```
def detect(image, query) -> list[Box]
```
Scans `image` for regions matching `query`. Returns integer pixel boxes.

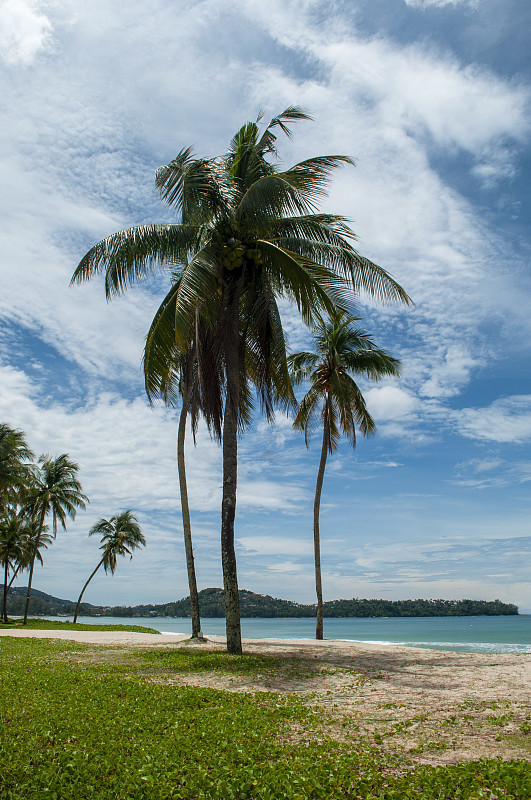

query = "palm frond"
[171,245,221,349]
[281,155,356,199]
[143,283,183,407]
[293,384,324,447]
[255,106,312,159]
[156,150,234,223]
[71,224,197,298]
[340,251,413,306]
[259,242,353,323]
[287,351,319,385]
[272,213,359,245]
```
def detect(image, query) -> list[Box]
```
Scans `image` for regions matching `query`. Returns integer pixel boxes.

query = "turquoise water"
[67,614,531,654]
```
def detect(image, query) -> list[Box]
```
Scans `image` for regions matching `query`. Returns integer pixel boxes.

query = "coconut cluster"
[222,238,262,271]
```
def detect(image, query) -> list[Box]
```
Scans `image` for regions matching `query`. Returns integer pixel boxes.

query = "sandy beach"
[2,628,530,765]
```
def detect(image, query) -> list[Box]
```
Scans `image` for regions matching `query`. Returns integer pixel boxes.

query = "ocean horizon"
[40,614,531,655]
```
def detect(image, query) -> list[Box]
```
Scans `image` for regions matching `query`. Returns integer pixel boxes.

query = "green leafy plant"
[2,638,531,799]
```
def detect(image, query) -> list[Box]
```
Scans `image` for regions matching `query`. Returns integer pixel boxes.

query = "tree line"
[0,424,146,624]
[2,586,517,619]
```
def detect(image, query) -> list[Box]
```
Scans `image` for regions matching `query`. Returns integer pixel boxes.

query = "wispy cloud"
[403,0,478,9]
[1,0,530,609]
[456,396,531,443]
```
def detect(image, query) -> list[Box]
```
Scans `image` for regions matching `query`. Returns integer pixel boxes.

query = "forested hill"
[122,589,517,618]
[4,586,518,617]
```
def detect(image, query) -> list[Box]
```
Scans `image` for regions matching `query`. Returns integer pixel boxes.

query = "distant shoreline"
[4,586,519,619]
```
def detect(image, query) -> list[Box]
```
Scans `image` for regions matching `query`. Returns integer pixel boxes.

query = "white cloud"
[0,0,52,65]
[364,385,420,421]
[457,396,531,443]
[267,561,305,573]
[238,536,313,556]
[457,457,504,474]
[419,345,480,398]
[1,0,530,609]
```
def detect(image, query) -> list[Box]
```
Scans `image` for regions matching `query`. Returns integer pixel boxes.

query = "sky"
[1,0,530,612]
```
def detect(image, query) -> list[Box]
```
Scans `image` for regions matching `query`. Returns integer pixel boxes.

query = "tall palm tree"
[144,299,225,640]
[73,511,145,623]
[71,108,411,653]
[288,313,401,639]
[22,454,88,624]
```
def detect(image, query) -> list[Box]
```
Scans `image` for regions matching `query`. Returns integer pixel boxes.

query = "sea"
[60,614,531,654]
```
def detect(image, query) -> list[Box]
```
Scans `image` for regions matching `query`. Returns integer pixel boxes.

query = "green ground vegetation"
[1,638,530,799]
[0,617,159,634]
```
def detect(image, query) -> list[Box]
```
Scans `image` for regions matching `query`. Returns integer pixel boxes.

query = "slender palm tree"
[144,301,224,640]
[73,511,145,623]
[288,313,401,639]
[22,454,88,624]
[71,108,411,653]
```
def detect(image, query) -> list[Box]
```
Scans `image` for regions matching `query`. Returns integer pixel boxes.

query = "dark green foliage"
[1,638,530,799]
[2,586,97,616]
[3,585,518,618]
[323,597,519,618]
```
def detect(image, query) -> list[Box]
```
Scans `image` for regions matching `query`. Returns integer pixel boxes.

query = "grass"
[0,617,160,634]
[1,638,530,799]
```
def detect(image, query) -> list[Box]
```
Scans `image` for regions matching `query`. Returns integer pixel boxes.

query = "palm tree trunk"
[73,559,104,623]
[314,412,329,640]
[177,394,202,639]
[221,293,242,655]
[23,508,46,625]
[8,563,20,590]
[3,560,9,622]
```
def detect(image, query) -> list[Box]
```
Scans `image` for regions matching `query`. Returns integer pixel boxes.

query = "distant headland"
[4,586,518,618]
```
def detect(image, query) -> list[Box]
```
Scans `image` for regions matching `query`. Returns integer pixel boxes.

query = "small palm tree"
[73,511,145,623]
[289,314,401,639]
[22,454,88,624]
[0,513,52,622]
[0,512,30,622]
[0,423,34,514]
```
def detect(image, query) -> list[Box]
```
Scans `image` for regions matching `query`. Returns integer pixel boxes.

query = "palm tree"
[0,513,52,622]
[0,512,30,622]
[288,313,401,639]
[71,108,411,653]
[144,301,225,640]
[22,454,88,624]
[0,423,34,514]
[73,511,145,623]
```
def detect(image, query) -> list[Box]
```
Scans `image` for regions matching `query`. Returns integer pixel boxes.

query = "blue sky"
[1,0,530,611]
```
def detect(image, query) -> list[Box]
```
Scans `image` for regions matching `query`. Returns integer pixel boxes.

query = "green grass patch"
[137,647,315,681]
[1,638,530,799]
[0,617,159,634]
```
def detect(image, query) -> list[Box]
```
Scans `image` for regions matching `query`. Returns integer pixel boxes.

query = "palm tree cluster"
[0,424,146,624]
[72,107,410,653]
[0,425,88,623]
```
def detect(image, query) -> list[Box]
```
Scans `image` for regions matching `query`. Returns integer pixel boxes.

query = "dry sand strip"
[1,628,531,703]
[0,629,190,645]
